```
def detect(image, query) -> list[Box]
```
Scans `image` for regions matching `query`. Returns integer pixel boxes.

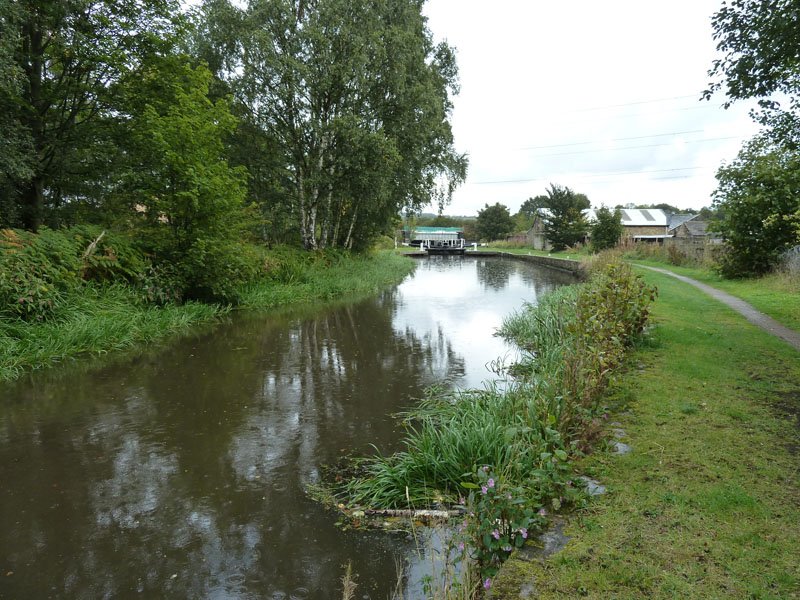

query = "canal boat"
[407,226,468,255]
[423,239,467,255]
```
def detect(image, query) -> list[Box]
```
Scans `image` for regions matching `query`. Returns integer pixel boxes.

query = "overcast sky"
[421,0,761,216]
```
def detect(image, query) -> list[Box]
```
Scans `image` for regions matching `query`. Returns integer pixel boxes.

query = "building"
[403,226,463,248]
[527,208,700,251]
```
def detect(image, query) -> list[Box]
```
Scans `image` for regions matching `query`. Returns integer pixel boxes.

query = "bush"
[0,226,147,320]
[590,206,624,252]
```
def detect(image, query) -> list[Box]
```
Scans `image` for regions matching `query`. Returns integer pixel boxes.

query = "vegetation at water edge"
[341,257,656,587]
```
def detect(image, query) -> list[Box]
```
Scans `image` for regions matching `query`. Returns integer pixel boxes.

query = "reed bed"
[0,285,221,380]
[346,258,655,509]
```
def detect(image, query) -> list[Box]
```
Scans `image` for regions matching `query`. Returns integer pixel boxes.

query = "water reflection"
[0,257,574,599]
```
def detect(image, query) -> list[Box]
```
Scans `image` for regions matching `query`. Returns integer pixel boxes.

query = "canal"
[0,255,575,599]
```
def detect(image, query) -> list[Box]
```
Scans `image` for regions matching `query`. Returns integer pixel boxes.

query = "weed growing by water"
[343,258,656,584]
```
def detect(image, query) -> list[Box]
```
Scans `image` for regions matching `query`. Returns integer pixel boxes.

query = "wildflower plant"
[458,467,540,583]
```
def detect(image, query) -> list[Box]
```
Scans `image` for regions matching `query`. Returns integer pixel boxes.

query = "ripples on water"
[0,256,574,599]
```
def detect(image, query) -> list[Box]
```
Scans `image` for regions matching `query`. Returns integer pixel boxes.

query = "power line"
[467,137,742,183]
[542,102,727,129]
[515,129,706,151]
[566,94,702,113]
[472,166,713,186]
[527,135,740,159]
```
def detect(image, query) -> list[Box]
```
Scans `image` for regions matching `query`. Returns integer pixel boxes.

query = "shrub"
[0,226,148,320]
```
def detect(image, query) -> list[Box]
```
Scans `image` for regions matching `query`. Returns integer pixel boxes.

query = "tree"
[234,0,466,250]
[519,195,548,218]
[0,0,35,226]
[705,0,800,276]
[711,135,800,276]
[635,203,681,214]
[706,0,800,114]
[2,0,183,231]
[541,184,590,250]
[705,0,800,150]
[590,206,625,252]
[475,203,514,242]
[118,56,254,301]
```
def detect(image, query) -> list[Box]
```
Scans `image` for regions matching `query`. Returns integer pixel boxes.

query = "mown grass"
[627,259,800,333]
[458,242,800,334]
[0,251,416,382]
[491,268,800,600]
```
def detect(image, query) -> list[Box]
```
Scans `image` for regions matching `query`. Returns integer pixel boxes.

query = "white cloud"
[423,0,762,214]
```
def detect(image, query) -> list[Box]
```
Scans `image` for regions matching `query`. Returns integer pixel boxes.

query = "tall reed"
[345,257,655,508]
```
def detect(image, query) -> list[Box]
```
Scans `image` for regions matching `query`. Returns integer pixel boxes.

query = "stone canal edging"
[401,251,589,279]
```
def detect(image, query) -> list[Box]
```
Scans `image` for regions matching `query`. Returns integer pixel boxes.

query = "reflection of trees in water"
[513,260,579,299]
[475,257,514,290]
[0,289,464,599]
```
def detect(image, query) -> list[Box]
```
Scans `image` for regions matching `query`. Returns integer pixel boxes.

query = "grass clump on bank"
[1,226,415,381]
[490,267,800,599]
[342,258,656,586]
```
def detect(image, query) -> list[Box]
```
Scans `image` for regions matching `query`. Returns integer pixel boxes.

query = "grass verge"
[0,251,416,382]
[491,267,800,599]
[627,259,800,333]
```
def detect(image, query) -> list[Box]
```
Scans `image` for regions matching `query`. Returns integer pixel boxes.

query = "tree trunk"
[297,167,317,250]
[343,200,360,249]
[20,176,44,232]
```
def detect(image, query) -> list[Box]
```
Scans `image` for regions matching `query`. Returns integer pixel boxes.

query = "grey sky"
[422,0,761,215]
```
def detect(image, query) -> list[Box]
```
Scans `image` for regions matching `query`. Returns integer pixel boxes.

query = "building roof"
[404,226,462,233]
[668,213,698,231]
[584,208,668,226]
[682,220,710,236]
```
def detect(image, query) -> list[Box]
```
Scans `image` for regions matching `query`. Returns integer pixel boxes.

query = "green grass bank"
[491,267,800,599]
[0,248,415,382]
[468,243,800,334]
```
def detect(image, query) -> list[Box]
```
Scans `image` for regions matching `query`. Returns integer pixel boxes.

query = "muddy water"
[0,256,574,599]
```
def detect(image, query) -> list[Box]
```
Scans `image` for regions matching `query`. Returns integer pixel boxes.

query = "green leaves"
[476,203,515,242]
[541,184,591,250]
[713,135,800,276]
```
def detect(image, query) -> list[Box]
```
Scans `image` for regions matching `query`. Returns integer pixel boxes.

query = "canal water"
[0,256,574,599]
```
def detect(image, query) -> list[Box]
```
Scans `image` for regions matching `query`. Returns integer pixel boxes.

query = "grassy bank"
[0,249,415,382]
[451,241,799,334]
[338,259,655,589]
[628,259,800,333]
[491,268,800,599]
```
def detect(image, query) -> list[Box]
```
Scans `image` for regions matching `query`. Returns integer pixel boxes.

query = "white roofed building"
[528,208,699,250]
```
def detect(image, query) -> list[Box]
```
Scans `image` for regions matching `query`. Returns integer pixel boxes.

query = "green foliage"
[0,226,147,321]
[2,0,185,231]
[458,468,540,584]
[634,203,681,214]
[235,0,466,250]
[119,56,256,301]
[519,195,549,218]
[706,0,800,108]
[711,136,800,276]
[342,258,656,587]
[347,259,655,508]
[590,206,625,252]
[476,203,515,241]
[541,184,591,250]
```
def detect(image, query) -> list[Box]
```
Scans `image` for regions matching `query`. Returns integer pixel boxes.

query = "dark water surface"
[0,256,574,599]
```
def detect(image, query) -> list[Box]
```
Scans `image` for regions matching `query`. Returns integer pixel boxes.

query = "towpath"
[637,264,800,353]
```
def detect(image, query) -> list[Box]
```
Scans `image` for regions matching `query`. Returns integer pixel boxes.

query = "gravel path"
[638,265,800,353]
